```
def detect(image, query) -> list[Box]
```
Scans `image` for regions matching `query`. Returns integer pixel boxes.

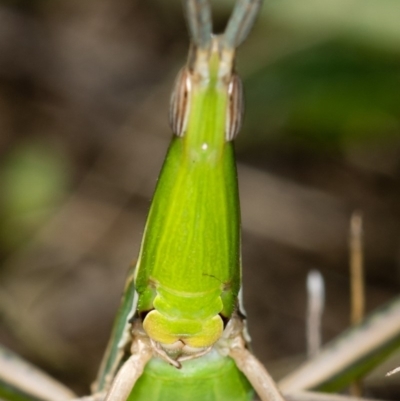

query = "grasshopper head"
[169,0,262,142]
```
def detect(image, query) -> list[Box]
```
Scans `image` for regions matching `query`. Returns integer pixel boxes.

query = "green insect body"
[135,52,241,350]
[128,349,252,401]
[123,36,252,401]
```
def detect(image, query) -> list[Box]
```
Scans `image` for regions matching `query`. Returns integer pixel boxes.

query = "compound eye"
[169,68,192,137]
[226,73,244,141]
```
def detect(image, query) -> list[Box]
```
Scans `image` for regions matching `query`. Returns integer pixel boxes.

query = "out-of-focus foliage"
[244,44,400,147]
[231,0,400,151]
[263,0,400,52]
[0,142,69,249]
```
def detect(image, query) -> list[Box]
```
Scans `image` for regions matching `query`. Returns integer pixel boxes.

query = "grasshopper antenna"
[183,0,213,49]
[224,0,263,48]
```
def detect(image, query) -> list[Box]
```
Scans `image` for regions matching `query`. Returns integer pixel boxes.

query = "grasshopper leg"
[104,336,152,401]
[225,316,285,401]
[229,342,286,401]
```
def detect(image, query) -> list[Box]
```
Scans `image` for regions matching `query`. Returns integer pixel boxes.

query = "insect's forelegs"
[229,340,286,401]
[222,315,286,401]
[103,334,152,401]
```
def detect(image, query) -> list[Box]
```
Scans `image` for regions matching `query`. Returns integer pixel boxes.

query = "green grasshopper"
[1,2,400,401]
[91,1,285,400]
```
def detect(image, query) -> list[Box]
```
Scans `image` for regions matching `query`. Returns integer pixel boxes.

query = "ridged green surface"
[127,350,253,401]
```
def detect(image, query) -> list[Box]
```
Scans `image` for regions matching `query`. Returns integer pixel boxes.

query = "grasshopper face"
[171,37,244,142]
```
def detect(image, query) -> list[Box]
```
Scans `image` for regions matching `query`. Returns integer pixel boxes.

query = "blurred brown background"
[0,0,400,398]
